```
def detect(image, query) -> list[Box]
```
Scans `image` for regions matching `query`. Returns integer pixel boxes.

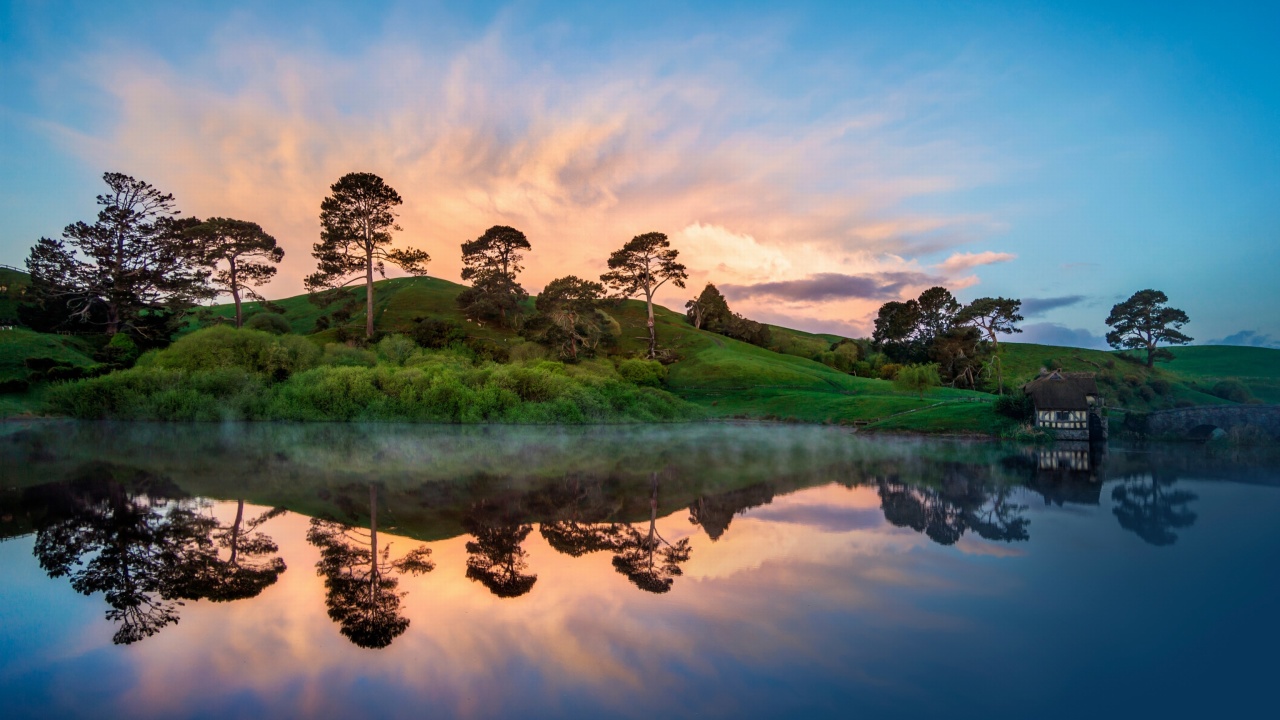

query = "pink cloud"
[936,251,1016,273]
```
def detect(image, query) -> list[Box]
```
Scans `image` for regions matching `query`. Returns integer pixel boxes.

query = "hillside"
[196,276,1000,431]
[4,270,1275,428]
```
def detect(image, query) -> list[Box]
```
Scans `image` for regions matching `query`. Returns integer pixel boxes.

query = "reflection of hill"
[688,483,775,541]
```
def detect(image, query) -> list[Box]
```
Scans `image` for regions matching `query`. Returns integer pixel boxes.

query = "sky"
[1,0,1277,347]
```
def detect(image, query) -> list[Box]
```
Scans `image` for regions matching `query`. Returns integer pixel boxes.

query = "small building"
[1022,370,1107,442]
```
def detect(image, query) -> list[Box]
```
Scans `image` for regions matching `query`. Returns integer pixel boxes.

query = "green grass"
[0,328,99,382]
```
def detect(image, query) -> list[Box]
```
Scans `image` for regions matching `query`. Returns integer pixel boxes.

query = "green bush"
[1209,379,1253,404]
[321,344,377,368]
[993,390,1034,421]
[617,358,668,387]
[376,334,418,366]
[892,363,941,399]
[95,333,139,366]
[245,312,292,334]
[508,342,549,363]
[878,363,903,381]
[151,326,319,378]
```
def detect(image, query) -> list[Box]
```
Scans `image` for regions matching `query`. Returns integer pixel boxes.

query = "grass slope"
[193,277,1000,431]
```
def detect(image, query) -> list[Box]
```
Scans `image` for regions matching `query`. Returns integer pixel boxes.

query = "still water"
[1,422,1278,719]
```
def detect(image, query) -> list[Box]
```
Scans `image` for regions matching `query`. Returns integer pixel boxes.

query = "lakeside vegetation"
[3,170,1275,434]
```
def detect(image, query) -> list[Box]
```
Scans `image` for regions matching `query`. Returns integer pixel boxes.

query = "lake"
[1,421,1278,719]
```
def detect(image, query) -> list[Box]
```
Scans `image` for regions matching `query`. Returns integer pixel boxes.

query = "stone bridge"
[1145,405,1280,440]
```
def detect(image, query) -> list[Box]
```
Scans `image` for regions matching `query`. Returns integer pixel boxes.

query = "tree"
[168,501,288,603]
[22,172,210,337]
[306,485,434,648]
[306,173,430,339]
[956,297,1023,394]
[930,326,983,389]
[1105,289,1192,367]
[916,286,961,347]
[456,225,531,326]
[871,299,923,362]
[186,218,285,328]
[685,283,731,332]
[600,232,688,358]
[893,363,941,400]
[532,276,607,360]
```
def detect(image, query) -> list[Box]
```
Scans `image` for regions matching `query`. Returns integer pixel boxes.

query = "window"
[1055,411,1071,422]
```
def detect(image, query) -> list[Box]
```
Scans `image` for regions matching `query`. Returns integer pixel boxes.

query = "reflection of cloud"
[746,504,884,532]
[936,251,1015,273]
[1205,330,1280,348]
[1021,295,1085,318]
[42,19,1004,334]
[1003,322,1108,349]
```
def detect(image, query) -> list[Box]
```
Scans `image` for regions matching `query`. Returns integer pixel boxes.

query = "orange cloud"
[48,23,1006,334]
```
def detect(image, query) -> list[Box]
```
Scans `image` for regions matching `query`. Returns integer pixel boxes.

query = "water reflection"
[1110,474,1199,546]
[22,462,286,644]
[307,485,434,648]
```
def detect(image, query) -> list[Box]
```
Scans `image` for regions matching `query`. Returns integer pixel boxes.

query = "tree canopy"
[1105,289,1192,367]
[186,218,284,328]
[22,172,210,338]
[456,225,531,326]
[956,297,1023,394]
[306,172,430,338]
[600,232,687,358]
[529,275,608,360]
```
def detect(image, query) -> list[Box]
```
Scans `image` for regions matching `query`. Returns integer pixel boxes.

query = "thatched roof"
[1023,371,1098,410]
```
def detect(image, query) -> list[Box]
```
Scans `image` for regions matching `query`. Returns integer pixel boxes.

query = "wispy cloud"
[1004,322,1108,349]
[1021,295,1086,318]
[722,271,947,303]
[35,16,1009,336]
[937,250,1014,273]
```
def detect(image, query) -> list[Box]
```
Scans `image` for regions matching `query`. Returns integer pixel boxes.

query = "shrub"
[878,363,903,381]
[410,317,467,349]
[851,361,874,378]
[0,378,29,394]
[1148,377,1172,395]
[376,334,418,366]
[151,326,320,378]
[95,333,139,366]
[994,390,1034,422]
[245,312,292,334]
[617,358,667,387]
[509,341,549,363]
[1209,379,1253,404]
[321,344,377,368]
[893,364,941,399]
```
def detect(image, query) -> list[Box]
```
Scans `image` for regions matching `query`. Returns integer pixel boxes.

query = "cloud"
[936,251,1015,273]
[1004,322,1108,349]
[1205,330,1280,348]
[36,15,1005,326]
[1020,295,1085,318]
[721,271,947,303]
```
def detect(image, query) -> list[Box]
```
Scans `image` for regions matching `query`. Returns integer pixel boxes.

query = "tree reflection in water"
[1110,473,1198,546]
[610,473,692,594]
[307,484,434,649]
[28,463,287,644]
[876,464,1030,546]
[688,483,774,542]
[463,499,538,598]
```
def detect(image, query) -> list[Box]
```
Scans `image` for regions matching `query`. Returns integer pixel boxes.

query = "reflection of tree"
[307,485,433,649]
[1111,475,1198,546]
[169,500,287,603]
[537,475,621,557]
[688,483,774,541]
[27,464,274,645]
[876,468,1030,546]
[611,474,692,594]
[464,521,538,598]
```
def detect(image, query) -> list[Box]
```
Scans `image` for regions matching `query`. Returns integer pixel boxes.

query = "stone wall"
[1145,406,1280,440]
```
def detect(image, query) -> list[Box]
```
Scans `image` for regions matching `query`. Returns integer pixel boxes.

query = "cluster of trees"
[684,283,771,347]
[871,287,1022,391]
[22,172,287,340]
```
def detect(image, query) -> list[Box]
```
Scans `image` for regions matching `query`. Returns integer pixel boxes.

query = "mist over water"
[1,422,1278,719]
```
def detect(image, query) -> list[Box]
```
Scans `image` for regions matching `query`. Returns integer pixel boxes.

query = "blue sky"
[2,0,1277,345]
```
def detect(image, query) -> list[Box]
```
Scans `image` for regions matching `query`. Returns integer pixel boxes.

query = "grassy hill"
[191,276,1002,432]
[5,268,1275,430]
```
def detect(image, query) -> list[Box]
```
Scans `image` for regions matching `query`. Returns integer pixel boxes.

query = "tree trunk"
[106,304,120,336]
[229,499,245,565]
[230,259,243,329]
[646,293,657,359]
[366,255,375,339]
[368,484,379,604]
